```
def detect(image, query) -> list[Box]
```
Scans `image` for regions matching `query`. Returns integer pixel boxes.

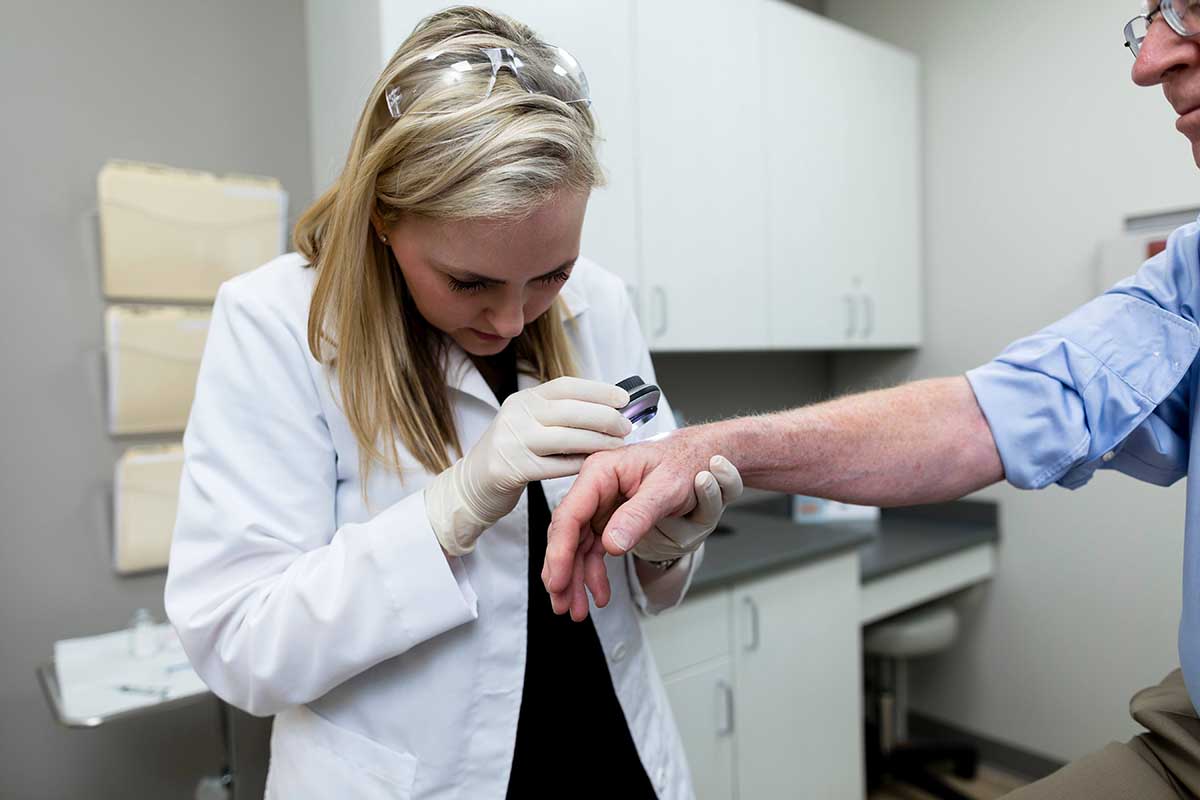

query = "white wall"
[305,0,381,192]
[826,0,1194,762]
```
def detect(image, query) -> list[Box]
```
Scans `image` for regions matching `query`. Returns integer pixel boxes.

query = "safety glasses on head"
[1125,0,1200,57]
[385,44,591,118]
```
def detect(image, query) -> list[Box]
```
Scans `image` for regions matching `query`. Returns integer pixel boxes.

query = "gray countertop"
[690,496,999,592]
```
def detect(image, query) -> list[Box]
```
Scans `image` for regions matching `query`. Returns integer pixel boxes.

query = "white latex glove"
[632,455,743,563]
[426,377,632,556]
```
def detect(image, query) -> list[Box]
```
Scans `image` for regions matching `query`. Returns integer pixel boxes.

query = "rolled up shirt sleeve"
[966,224,1200,491]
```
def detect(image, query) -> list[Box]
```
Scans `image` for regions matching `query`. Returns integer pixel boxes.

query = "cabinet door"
[634,0,770,351]
[377,1,641,290]
[642,590,735,799]
[660,659,737,800]
[733,552,863,798]
[640,588,732,676]
[763,0,920,349]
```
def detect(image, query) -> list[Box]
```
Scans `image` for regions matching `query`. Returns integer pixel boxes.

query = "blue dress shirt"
[967,220,1200,709]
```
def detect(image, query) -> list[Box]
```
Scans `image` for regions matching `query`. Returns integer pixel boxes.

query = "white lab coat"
[165,253,700,799]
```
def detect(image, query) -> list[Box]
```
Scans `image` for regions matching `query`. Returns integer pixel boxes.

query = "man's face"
[1133,3,1200,166]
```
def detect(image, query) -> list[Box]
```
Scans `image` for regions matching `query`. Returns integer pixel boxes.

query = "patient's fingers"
[600,467,695,556]
[569,547,590,621]
[583,539,611,609]
[545,456,619,593]
[550,586,571,615]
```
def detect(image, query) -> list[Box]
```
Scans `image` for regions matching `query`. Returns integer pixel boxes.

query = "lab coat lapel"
[444,286,589,503]
[516,286,590,509]
[442,282,587,412]
[443,345,499,412]
[444,350,551,409]
[516,367,539,394]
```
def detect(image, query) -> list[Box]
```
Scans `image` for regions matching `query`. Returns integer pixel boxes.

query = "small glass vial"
[128,608,159,658]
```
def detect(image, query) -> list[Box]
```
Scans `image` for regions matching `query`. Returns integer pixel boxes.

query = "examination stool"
[864,601,979,800]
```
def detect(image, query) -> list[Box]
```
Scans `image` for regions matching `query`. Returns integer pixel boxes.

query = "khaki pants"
[1006,670,1200,799]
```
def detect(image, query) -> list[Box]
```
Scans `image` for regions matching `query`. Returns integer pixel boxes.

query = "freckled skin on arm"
[721,376,1004,504]
[544,376,1005,607]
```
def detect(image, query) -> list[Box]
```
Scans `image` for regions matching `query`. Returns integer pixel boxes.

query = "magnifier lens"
[616,375,660,431]
[623,399,658,429]
[631,411,656,430]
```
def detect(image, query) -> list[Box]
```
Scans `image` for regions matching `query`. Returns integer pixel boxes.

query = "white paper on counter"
[54,624,208,720]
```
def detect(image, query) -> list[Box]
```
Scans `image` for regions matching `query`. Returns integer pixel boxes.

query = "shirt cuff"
[966,293,1198,490]
[627,545,704,616]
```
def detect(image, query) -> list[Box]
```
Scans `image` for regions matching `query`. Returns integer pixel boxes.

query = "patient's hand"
[542,429,726,618]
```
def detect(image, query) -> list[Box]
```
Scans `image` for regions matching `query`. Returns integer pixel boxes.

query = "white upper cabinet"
[634,0,771,351]
[763,0,921,348]
[306,0,921,350]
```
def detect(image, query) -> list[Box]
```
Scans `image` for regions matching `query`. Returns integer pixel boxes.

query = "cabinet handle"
[844,294,857,339]
[862,294,875,339]
[742,597,760,652]
[653,286,668,338]
[715,680,734,736]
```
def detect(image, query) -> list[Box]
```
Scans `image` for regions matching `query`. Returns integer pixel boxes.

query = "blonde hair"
[294,6,600,479]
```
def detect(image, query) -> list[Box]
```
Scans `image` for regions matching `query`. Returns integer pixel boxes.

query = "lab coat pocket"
[266,705,417,799]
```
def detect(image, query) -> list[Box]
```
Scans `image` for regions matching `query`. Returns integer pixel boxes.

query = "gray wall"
[655,352,831,425]
[826,0,1192,762]
[0,2,313,798]
[784,0,825,12]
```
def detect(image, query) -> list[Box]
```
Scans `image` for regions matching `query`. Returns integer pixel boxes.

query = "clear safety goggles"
[1125,0,1200,57]
[385,45,591,118]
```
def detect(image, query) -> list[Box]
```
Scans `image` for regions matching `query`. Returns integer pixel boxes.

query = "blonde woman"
[165,7,740,799]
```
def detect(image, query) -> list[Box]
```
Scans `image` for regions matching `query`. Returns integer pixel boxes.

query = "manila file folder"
[113,444,184,574]
[106,305,210,435]
[99,160,287,301]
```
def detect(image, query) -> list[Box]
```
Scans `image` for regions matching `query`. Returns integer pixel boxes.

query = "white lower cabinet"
[642,551,863,799]
[660,659,737,800]
[733,553,863,798]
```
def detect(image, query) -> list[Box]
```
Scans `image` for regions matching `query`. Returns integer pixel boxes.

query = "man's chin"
[1192,139,1200,169]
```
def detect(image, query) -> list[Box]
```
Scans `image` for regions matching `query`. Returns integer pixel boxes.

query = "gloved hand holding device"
[632,455,742,565]
[425,376,632,556]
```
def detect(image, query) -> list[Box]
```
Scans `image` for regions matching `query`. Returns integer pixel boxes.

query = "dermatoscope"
[615,375,660,431]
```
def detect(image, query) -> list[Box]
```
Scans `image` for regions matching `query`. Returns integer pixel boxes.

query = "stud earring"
[378,232,389,244]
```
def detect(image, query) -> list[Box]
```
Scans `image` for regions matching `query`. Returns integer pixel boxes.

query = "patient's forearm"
[690,376,1004,506]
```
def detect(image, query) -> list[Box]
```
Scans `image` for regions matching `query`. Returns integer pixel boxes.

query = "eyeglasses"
[385,45,591,118]
[1125,0,1200,57]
